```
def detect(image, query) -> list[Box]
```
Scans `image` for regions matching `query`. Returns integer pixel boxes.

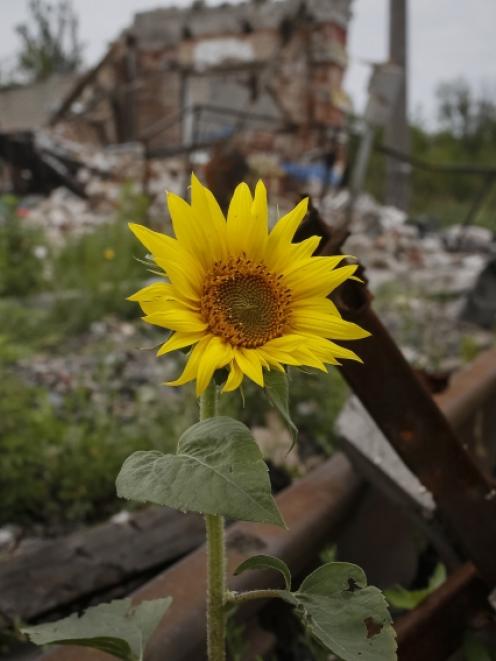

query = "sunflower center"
[200,255,292,348]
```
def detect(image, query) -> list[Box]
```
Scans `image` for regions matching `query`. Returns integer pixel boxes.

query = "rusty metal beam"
[332,278,496,584]
[41,452,363,660]
[395,563,490,661]
[435,346,496,432]
[296,215,496,586]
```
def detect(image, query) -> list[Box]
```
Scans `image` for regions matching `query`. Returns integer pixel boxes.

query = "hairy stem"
[200,382,226,661]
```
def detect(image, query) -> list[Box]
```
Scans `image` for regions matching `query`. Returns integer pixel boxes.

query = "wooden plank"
[0,507,204,621]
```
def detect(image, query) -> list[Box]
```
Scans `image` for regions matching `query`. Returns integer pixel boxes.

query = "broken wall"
[53,0,353,158]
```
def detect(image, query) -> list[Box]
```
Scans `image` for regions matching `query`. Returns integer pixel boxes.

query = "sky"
[0,0,495,127]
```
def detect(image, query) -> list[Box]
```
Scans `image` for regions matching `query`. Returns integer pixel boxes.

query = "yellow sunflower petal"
[260,335,330,371]
[258,347,303,367]
[167,193,214,269]
[246,179,269,259]
[289,235,321,260]
[234,347,264,387]
[165,336,211,387]
[195,336,233,395]
[190,174,228,260]
[291,296,342,317]
[128,223,180,262]
[264,197,308,267]
[156,331,204,357]
[127,282,173,302]
[222,360,244,392]
[316,339,363,363]
[129,223,203,299]
[144,308,208,333]
[288,263,359,300]
[227,182,253,254]
[203,186,228,228]
[130,282,200,316]
[161,261,202,302]
[291,311,371,340]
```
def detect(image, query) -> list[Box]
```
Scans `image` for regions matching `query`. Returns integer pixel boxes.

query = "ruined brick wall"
[54,0,353,157]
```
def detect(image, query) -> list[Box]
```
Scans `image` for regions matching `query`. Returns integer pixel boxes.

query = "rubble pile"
[323,191,496,372]
[16,319,182,415]
[18,133,184,245]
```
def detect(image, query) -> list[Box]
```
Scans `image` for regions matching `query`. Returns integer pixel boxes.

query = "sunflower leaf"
[234,554,292,590]
[264,370,298,443]
[116,417,285,527]
[294,562,397,661]
[21,597,172,661]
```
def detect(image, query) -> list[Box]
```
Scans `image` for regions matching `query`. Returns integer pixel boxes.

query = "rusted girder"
[293,210,496,586]
[332,275,496,585]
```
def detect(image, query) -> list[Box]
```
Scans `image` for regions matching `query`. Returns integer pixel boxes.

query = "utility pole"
[385,0,410,211]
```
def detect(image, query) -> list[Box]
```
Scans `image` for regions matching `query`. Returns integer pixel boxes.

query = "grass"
[0,359,197,529]
[0,186,193,529]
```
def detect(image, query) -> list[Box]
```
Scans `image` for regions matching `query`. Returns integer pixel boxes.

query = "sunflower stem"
[200,383,226,661]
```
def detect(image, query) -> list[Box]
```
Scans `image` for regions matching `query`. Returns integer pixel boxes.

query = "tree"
[436,77,496,149]
[436,78,474,140]
[15,0,83,82]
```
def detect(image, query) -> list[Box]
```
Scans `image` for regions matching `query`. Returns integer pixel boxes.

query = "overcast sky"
[0,0,495,126]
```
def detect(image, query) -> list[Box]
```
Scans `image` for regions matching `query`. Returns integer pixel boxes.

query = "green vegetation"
[362,78,496,231]
[0,186,180,528]
[385,563,446,611]
[15,0,83,82]
[0,195,49,297]
[0,368,188,527]
[0,185,149,351]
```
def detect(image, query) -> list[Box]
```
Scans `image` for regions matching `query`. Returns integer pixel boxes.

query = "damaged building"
[0,0,353,199]
[51,0,352,157]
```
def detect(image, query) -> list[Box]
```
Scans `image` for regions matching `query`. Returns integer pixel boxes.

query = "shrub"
[0,194,49,296]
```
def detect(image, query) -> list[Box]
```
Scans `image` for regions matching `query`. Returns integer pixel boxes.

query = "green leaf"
[234,554,292,590]
[264,370,298,443]
[295,562,397,661]
[385,563,446,610]
[116,416,285,527]
[22,597,172,661]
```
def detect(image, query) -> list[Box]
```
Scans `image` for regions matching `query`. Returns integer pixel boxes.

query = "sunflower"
[128,174,369,395]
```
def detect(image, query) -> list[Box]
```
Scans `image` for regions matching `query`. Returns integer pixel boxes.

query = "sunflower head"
[128,174,369,395]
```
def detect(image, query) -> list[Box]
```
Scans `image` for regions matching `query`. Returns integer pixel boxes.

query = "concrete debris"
[0,526,20,554]
[24,187,107,245]
[442,225,495,253]
[461,257,496,329]
[17,319,182,420]
[340,193,492,295]
[13,137,184,245]
[321,190,495,372]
